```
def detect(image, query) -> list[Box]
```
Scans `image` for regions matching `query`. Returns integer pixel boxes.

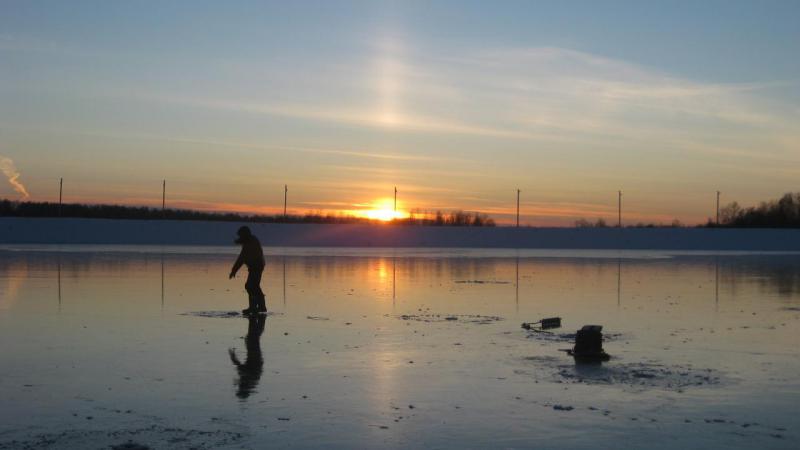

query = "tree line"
[0,199,496,227]
[11,193,797,228]
[573,192,800,228]
[711,192,800,228]
[574,218,684,228]
[403,209,495,227]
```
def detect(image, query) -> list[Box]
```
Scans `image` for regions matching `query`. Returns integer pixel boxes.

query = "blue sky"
[1,1,799,224]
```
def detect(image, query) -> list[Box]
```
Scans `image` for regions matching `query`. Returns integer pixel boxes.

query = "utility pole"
[716,191,720,225]
[516,189,520,228]
[58,178,63,217]
[162,180,166,218]
[618,190,622,228]
[394,186,397,213]
[284,184,288,218]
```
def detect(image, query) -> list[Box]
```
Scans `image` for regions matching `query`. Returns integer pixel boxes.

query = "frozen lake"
[1,246,799,449]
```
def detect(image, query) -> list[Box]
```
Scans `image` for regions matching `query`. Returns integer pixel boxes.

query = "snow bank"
[1,217,799,250]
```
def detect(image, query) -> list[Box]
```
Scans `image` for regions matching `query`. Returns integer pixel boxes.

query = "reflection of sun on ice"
[357,198,407,222]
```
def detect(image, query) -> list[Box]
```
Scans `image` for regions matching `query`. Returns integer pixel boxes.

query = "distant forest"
[575,192,800,229]
[574,217,685,228]
[710,192,800,228]
[0,199,496,227]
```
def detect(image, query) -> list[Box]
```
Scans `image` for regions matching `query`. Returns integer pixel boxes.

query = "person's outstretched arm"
[229,348,242,367]
[230,251,244,279]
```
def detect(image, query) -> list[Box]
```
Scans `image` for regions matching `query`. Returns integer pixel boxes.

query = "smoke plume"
[0,155,30,200]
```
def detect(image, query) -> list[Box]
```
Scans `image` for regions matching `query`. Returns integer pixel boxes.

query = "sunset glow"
[352,198,407,222]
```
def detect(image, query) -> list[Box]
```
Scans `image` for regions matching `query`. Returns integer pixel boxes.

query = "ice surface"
[4,217,800,250]
[1,247,799,449]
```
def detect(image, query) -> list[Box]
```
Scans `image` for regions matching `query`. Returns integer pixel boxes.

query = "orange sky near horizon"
[17,190,689,227]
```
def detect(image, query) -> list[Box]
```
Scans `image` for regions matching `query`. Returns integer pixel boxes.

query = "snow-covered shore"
[1,217,799,250]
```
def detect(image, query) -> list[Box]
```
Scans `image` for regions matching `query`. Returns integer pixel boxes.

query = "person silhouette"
[229,226,267,314]
[228,314,266,399]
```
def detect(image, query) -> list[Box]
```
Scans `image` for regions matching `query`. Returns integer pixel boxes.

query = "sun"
[364,208,401,221]
[357,198,407,222]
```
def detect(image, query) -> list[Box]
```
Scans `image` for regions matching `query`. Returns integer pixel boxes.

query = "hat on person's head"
[235,226,252,244]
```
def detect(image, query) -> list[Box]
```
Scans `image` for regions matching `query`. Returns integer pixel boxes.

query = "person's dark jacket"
[231,235,265,275]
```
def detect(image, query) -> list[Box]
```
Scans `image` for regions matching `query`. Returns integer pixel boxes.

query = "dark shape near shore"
[229,314,266,399]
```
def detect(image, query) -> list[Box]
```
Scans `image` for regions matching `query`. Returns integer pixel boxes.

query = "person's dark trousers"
[245,265,267,311]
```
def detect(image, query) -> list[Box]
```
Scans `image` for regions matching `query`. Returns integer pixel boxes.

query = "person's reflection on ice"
[228,314,266,399]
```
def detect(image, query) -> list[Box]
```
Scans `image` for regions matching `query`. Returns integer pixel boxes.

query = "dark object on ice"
[540,317,561,329]
[111,442,151,450]
[521,317,561,330]
[567,325,610,361]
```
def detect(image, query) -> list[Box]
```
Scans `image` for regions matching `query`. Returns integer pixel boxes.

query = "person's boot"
[242,295,257,315]
[256,295,267,313]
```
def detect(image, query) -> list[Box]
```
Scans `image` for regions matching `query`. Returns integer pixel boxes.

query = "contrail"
[0,155,30,200]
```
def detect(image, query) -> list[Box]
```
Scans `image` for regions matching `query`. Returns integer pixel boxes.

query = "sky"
[1,0,799,225]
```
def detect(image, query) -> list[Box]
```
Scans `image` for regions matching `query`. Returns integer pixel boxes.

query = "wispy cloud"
[124,92,536,140]
[0,125,444,163]
[321,164,498,180]
[454,48,798,140]
[95,44,799,155]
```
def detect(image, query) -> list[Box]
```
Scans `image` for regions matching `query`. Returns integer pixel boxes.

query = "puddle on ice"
[0,425,244,450]
[397,313,504,324]
[181,310,242,318]
[181,311,281,318]
[521,356,726,391]
[522,329,626,343]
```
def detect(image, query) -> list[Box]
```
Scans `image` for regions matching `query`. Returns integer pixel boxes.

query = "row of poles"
[52,178,723,226]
